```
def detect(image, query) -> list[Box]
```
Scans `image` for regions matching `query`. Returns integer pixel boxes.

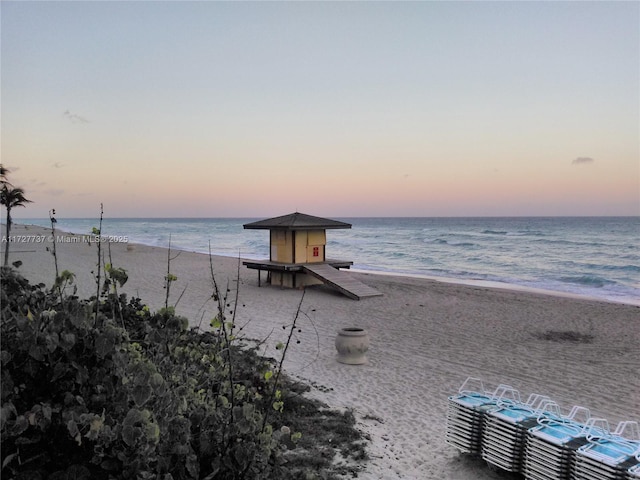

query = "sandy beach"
[4,223,640,479]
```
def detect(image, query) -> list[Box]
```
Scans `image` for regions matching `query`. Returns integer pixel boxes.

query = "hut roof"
[243,212,351,231]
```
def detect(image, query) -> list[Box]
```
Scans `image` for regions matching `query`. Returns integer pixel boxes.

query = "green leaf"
[64,464,91,480]
[122,424,136,447]
[42,403,52,421]
[60,332,76,351]
[149,373,164,389]
[67,418,79,438]
[132,385,152,407]
[28,344,44,361]
[0,350,11,365]
[124,408,143,426]
[264,371,273,381]
[145,421,160,443]
[45,332,60,353]
[95,336,114,358]
[1,403,17,429]
[242,403,255,419]
[11,415,28,435]
[109,267,128,287]
[2,453,18,471]
[186,453,200,479]
[86,414,104,440]
[60,270,75,280]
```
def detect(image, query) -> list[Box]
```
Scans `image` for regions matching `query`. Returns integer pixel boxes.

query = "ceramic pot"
[335,327,369,365]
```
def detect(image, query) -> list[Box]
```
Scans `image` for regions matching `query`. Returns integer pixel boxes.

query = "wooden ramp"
[302,264,382,300]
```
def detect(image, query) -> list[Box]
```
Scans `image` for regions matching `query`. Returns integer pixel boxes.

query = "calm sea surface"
[18,216,640,305]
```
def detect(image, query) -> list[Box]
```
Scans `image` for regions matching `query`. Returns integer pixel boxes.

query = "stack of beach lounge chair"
[446,377,640,479]
[445,377,520,454]
[572,421,640,480]
[522,407,598,480]
[627,452,640,479]
[480,394,551,472]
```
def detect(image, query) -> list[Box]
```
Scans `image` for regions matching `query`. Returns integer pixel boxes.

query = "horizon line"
[10,214,639,221]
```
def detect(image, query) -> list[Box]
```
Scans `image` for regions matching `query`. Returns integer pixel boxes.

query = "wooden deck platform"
[302,263,383,300]
[243,258,354,273]
[242,259,382,300]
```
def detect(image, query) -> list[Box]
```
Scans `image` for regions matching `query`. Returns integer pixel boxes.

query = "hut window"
[313,247,319,257]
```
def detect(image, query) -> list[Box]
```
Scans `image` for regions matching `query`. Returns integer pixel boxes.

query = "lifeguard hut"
[243,212,381,300]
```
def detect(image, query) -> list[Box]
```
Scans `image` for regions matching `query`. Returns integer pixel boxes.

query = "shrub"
[0,267,367,479]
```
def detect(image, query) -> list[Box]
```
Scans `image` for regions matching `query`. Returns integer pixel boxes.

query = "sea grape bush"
[0,267,312,480]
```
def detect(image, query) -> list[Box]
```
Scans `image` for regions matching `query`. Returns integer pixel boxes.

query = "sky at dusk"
[2,1,638,218]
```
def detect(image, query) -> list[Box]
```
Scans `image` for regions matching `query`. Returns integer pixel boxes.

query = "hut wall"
[306,229,326,263]
[270,230,293,263]
[270,229,326,265]
[294,231,308,263]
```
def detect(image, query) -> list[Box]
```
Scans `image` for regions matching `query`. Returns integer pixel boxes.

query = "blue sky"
[2,1,638,218]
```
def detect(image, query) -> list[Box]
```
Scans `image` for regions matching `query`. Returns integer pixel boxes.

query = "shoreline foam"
[349,268,640,307]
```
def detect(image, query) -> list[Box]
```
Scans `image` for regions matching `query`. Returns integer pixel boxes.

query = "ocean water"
[18,216,640,305]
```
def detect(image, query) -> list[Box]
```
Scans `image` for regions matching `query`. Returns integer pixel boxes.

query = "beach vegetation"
[1,166,33,266]
[48,209,67,309]
[164,234,183,310]
[0,164,10,187]
[0,265,368,479]
[93,204,105,323]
